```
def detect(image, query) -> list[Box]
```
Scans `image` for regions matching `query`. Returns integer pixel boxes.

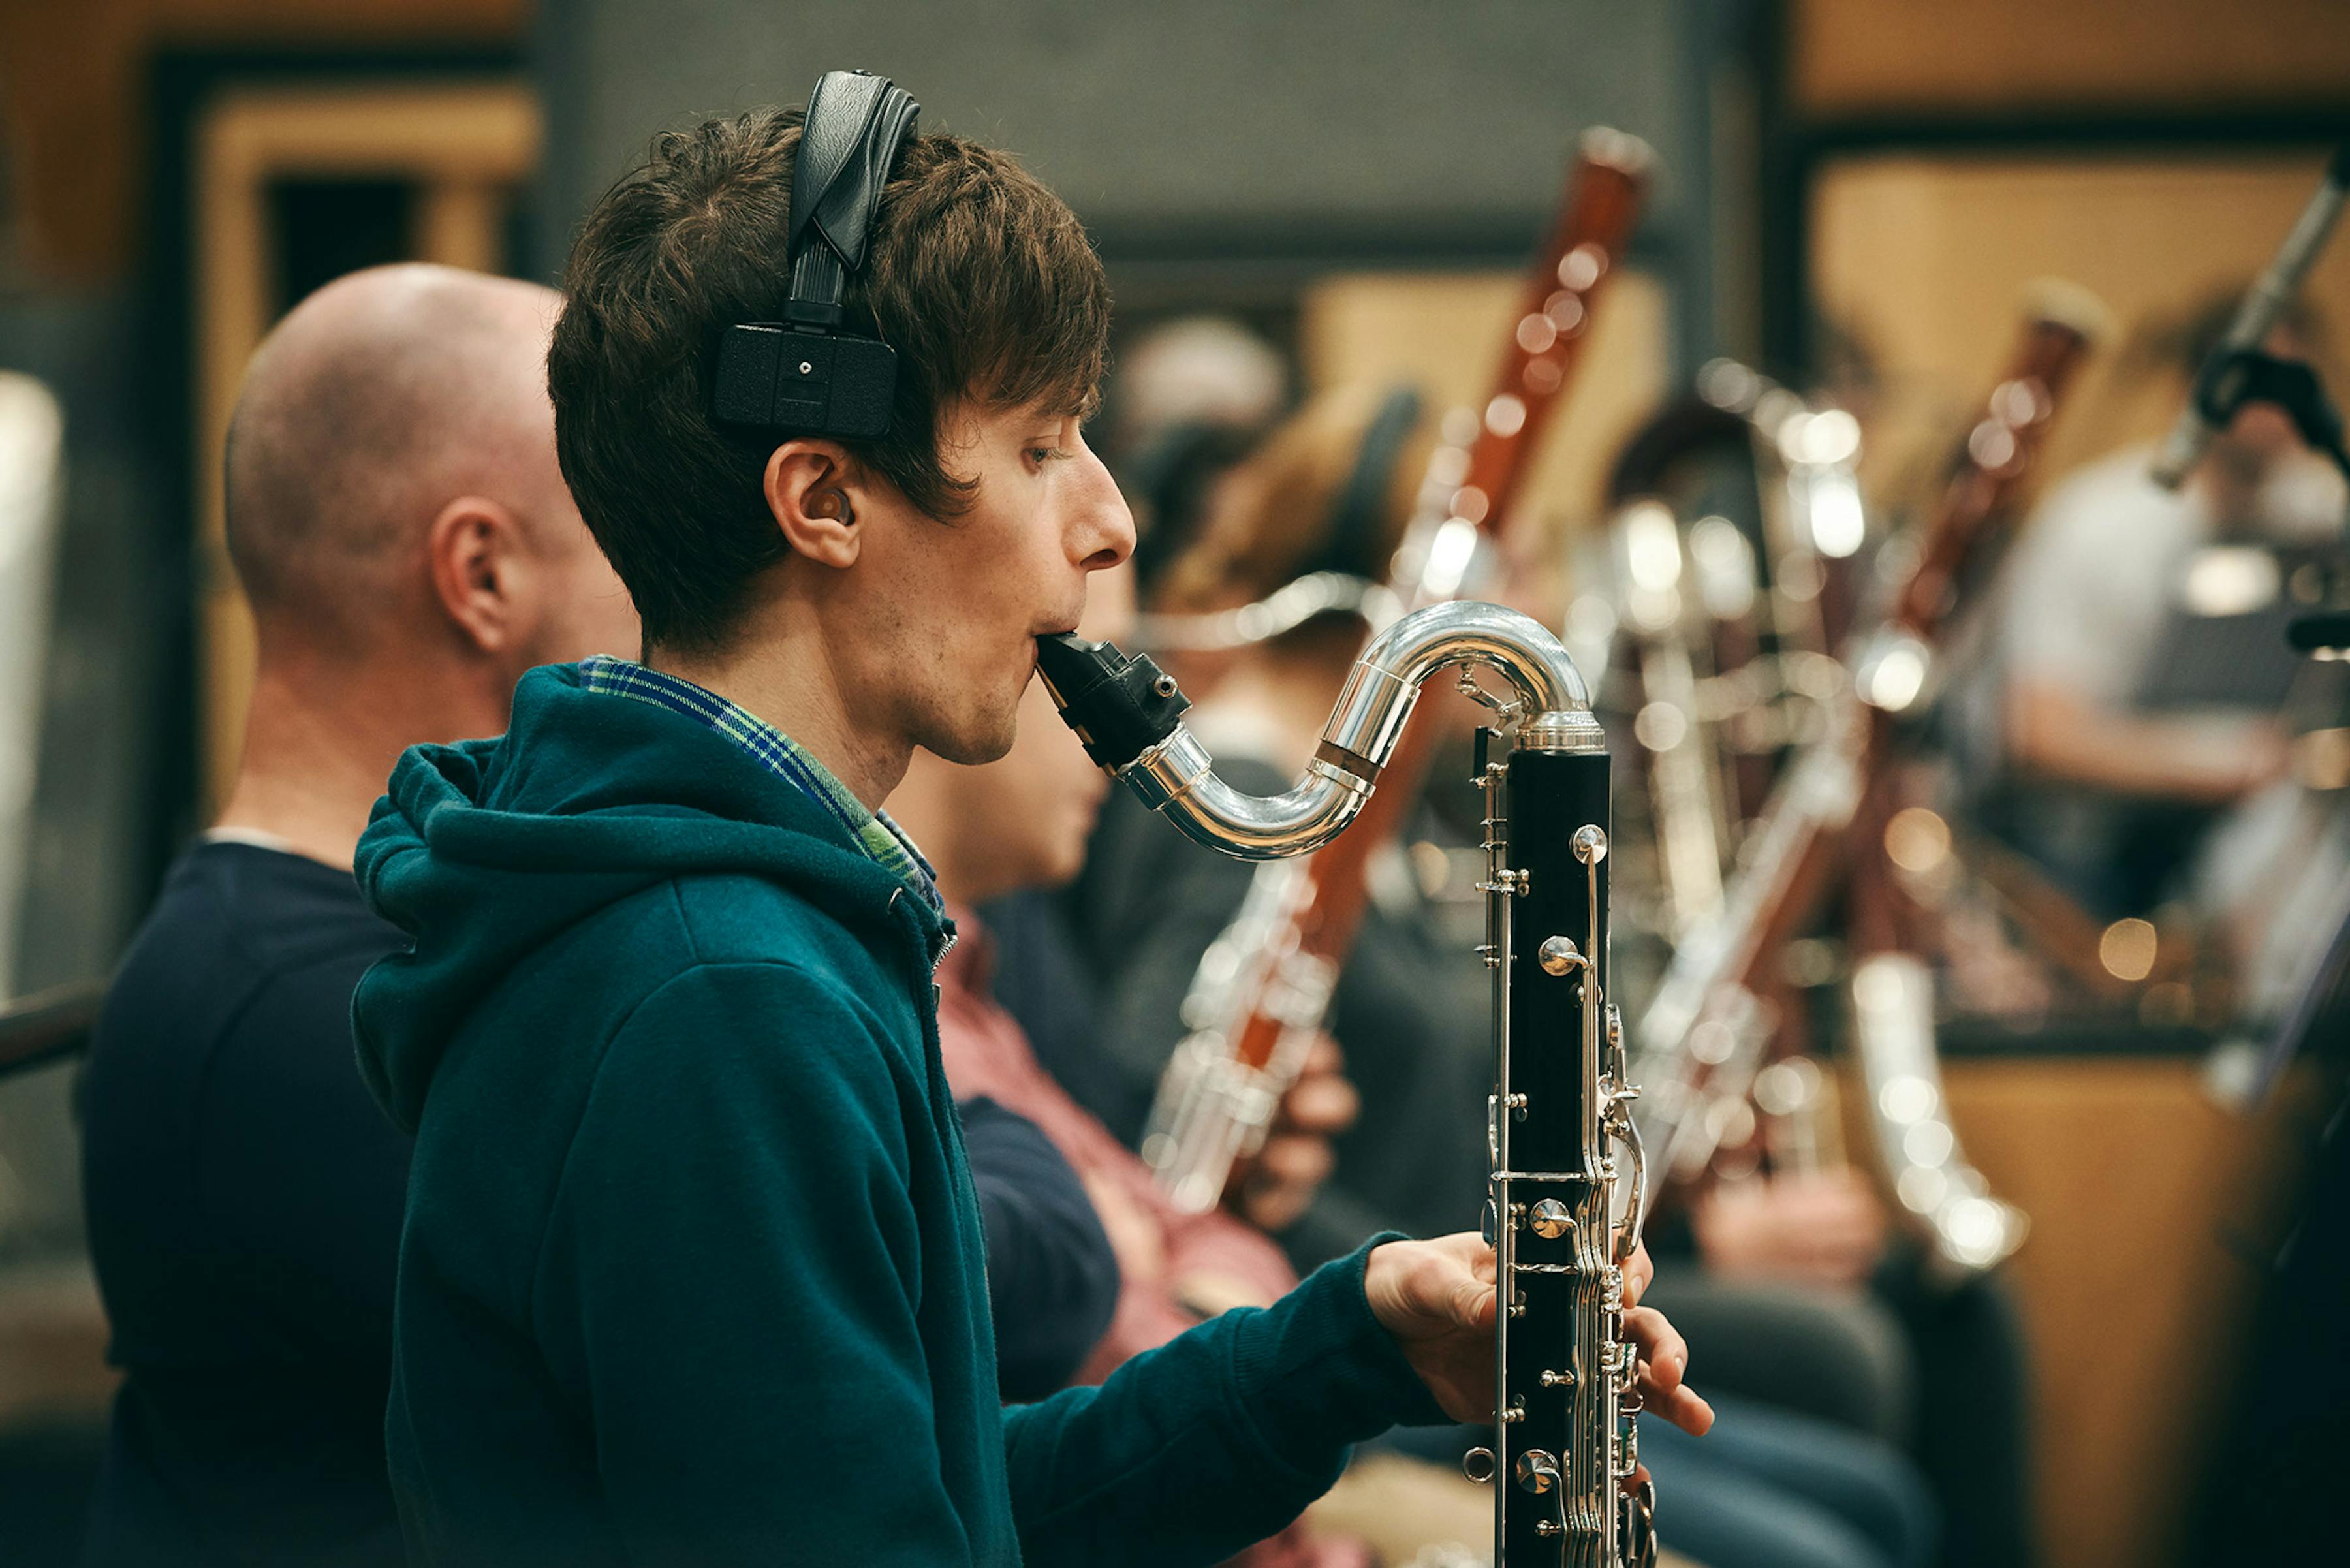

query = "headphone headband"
[784,71,921,329]
[711,70,919,441]
[1302,386,1422,581]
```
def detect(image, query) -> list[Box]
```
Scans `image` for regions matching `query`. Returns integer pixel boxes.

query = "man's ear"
[426,496,533,655]
[763,440,865,568]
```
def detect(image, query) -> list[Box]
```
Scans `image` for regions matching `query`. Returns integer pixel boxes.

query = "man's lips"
[1029,615,1084,686]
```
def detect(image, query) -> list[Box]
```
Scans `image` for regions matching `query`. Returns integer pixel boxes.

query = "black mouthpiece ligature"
[1035,634,1191,771]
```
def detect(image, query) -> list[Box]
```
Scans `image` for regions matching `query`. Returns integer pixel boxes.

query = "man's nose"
[1071,447,1136,571]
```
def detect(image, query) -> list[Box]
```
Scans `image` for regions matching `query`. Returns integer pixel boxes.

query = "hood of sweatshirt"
[351,663,947,1133]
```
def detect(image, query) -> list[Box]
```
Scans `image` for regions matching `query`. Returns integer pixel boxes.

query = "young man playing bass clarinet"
[350,85,1710,1565]
[78,259,1115,1560]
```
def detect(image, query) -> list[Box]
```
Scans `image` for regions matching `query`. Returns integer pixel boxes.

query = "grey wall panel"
[535,0,1693,269]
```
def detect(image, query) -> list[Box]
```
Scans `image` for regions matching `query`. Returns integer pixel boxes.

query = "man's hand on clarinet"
[1364,1234,1714,1485]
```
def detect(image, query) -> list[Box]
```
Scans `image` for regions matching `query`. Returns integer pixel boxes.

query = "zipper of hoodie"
[888,886,956,999]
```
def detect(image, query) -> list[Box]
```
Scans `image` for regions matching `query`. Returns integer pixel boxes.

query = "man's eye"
[1029,446,1070,466]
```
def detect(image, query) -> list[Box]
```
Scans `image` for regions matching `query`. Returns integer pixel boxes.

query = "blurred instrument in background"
[0,980,102,1245]
[1135,570,1399,655]
[1136,128,1655,1215]
[1599,361,1864,946]
[0,373,65,1006]
[0,982,102,1081]
[1626,288,2108,1277]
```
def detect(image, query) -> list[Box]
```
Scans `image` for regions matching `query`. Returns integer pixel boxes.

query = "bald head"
[225,264,595,655]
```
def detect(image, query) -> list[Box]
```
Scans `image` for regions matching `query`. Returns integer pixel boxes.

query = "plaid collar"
[575,655,942,913]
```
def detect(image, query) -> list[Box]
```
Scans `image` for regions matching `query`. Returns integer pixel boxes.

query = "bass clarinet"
[1038,601,1657,1567]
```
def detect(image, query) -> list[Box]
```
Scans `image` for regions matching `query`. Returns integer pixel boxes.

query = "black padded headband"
[1300,386,1423,581]
[782,71,921,330]
[710,70,919,440]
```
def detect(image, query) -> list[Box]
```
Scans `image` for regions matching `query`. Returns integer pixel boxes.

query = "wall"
[1812,149,2350,497]
[1793,0,2350,114]
[0,0,527,285]
[536,0,1699,274]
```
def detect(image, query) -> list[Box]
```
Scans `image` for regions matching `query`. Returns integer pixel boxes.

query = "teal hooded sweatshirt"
[351,664,1447,1567]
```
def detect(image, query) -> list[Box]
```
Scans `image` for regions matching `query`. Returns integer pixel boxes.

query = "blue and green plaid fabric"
[576,656,941,913]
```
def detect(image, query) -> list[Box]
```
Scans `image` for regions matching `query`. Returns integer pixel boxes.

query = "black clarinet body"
[1475,736,1652,1567]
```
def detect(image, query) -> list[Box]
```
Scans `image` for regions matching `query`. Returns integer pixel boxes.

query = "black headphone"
[710,71,920,441]
[1300,385,1422,580]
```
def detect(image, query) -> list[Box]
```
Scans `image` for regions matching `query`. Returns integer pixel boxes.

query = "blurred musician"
[75,265,639,1565]
[1068,388,1493,1262]
[1106,315,1290,471]
[1982,289,2345,918]
[1106,315,1291,612]
[1642,1185,2031,1568]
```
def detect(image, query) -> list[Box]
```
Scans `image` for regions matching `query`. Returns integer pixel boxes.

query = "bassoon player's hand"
[1230,1033,1358,1232]
[1364,1234,1714,1445]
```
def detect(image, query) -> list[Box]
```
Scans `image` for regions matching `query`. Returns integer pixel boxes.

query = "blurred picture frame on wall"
[181,69,541,817]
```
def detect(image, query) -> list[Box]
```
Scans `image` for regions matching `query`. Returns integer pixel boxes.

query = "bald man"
[76,264,638,1567]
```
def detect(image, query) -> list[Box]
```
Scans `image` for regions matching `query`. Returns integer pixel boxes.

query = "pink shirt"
[934,907,1300,1383]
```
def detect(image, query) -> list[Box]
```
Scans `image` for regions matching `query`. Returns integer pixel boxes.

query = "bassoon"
[1140,128,1653,1213]
[1629,287,2107,1274]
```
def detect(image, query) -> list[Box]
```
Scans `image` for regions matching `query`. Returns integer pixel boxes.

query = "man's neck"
[875,757,997,906]
[650,618,910,812]
[215,661,504,871]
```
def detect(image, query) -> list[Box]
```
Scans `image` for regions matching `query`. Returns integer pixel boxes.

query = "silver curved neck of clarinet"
[1116,601,1602,861]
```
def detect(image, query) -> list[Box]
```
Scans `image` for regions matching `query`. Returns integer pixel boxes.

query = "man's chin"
[1042,840,1091,891]
[929,715,1021,768]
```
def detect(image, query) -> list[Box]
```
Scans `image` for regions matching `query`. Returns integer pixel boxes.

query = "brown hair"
[1156,386,1430,616]
[548,108,1110,653]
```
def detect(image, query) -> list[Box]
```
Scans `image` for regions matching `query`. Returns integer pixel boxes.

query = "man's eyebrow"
[1007,383,1098,430]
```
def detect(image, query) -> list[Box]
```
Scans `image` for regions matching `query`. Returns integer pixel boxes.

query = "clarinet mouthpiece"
[1035,633,1191,771]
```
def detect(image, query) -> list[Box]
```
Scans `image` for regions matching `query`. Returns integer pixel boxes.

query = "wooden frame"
[192,79,540,809]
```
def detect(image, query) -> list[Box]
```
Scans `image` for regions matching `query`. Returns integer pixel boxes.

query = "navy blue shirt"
[76,839,1114,1564]
[80,841,411,1567]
